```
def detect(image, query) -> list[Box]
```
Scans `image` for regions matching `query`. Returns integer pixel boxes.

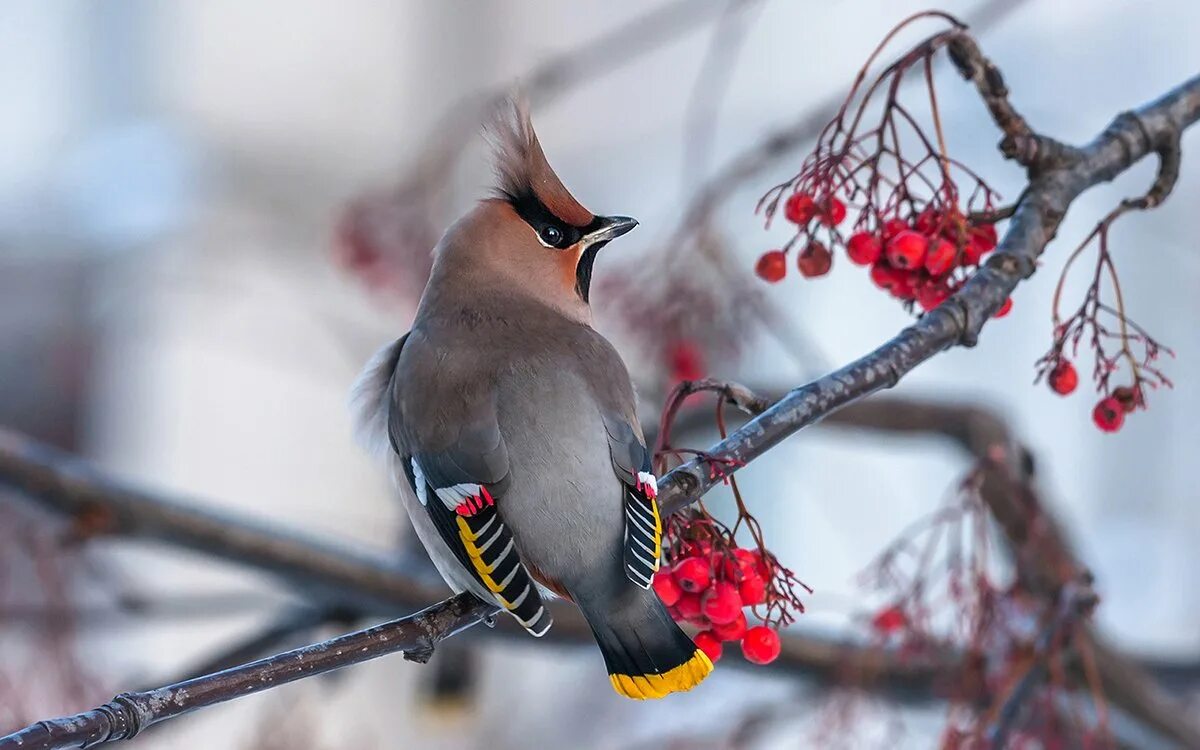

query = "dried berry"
[1112,385,1143,413]
[797,241,833,278]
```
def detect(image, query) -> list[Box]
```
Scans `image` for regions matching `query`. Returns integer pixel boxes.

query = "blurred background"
[1,1,1198,747]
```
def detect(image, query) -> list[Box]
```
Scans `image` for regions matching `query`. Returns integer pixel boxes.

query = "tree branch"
[0,596,489,750]
[3,49,1200,750]
[657,70,1200,516]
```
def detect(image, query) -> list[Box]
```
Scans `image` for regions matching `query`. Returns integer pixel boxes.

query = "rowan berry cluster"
[755,196,1011,317]
[752,12,1007,320]
[1041,356,1147,433]
[652,383,811,668]
[651,535,786,665]
[1034,212,1172,433]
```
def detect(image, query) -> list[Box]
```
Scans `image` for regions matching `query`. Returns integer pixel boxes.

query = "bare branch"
[0,595,490,750]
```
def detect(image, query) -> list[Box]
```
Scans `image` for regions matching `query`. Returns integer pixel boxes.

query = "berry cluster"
[1034,210,1172,433]
[652,541,784,665]
[1042,356,1145,433]
[756,194,1011,317]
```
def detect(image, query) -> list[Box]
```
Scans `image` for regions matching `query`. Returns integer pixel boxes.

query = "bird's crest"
[486,95,594,228]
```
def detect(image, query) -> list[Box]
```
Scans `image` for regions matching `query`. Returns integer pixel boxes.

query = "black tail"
[576,588,712,700]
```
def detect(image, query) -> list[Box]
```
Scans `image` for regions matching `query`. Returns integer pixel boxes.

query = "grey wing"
[603,414,663,589]
[389,372,553,637]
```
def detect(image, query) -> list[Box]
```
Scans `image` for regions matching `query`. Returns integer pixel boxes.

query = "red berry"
[652,569,683,607]
[711,611,748,642]
[923,237,957,276]
[701,581,743,625]
[738,573,767,606]
[971,223,998,252]
[913,207,941,235]
[916,280,952,312]
[869,261,904,293]
[871,605,907,634]
[675,591,705,623]
[753,551,774,581]
[1092,397,1125,433]
[818,196,847,227]
[1047,360,1078,396]
[881,217,909,241]
[961,239,985,266]
[721,548,758,580]
[673,557,711,593]
[667,340,705,383]
[891,270,920,301]
[797,241,832,278]
[784,192,816,225]
[886,230,929,270]
[1112,385,1143,413]
[694,630,723,663]
[741,626,782,665]
[732,549,758,578]
[994,298,1013,318]
[846,232,883,266]
[755,250,787,283]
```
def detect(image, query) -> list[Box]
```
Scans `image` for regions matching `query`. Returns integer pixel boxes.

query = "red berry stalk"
[750,14,1016,328]
[1035,207,1172,433]
[651,381,811,667]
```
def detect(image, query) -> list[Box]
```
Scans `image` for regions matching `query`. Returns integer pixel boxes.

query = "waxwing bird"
[352,97,712,699]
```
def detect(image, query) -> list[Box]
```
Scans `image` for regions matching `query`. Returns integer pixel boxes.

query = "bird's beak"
[583,215,639,247]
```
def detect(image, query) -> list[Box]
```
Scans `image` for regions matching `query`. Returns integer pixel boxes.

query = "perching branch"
[0,596,490,750]
[4,46,1200,750]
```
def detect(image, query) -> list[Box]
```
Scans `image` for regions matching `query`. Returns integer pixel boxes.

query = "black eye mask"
[505,189,604,250]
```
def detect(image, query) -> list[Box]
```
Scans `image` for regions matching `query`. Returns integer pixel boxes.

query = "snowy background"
[1,1,1197,747]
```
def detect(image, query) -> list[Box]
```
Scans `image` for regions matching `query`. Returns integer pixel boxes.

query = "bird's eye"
[540,225,564,246]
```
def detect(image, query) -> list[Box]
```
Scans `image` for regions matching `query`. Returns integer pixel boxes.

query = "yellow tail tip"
[608,649,714,700]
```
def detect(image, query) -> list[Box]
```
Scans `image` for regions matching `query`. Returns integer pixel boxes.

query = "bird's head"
[433,96,637,321]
